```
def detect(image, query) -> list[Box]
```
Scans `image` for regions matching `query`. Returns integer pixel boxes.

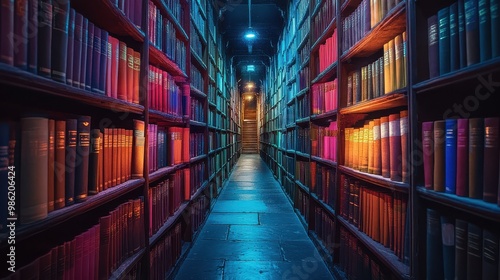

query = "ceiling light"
[244,29,257,40]
[247,65,255,72]
[246,83,254,89]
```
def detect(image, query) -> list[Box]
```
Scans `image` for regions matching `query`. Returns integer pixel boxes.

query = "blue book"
[91,26,101,93]
[450,3,460,71]
[492,0,500,57]
[458,0,468,67]
[100,29,108,95]
[441,215,456,280]
[445,119,457,194]
[439,7,451,75]
[0,122,9,232]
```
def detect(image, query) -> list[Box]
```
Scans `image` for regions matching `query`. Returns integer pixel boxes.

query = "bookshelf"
[0,0,240,278]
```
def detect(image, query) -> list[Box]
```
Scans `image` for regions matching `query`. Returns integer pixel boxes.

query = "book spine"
[14,0,28,69]
[132,120,145,178]
[100,29,108,95]
[438,7,451,75]
[54,120,65,210]
[106,36,112,97]
[47,119,55,212]
[483,117,499,202]
[492,0,499,57]
[0,0,15,65]
[51,0,69,82]
[423,121,434,189]
[478,0,492,61]
[373,119,382,175]
[469,118,484,198]
[434,120,446,192]
[84,22,94,91]
[400,110,409,183]
[65,9,74,84]
[65,119,77,206]
[74,116,91,202]
[482,229,499,280]
[467,223,483,280]
[465,0,480,65]
[88,129,100,195]
[450,3,460,71]
[455,219,468,280]
[38,0,52,77]
[72,13,83,88]
[428,15,439,78]
[20,117,48,224]
[118,41,127,101]
[380,116,390,178]
[426,208,444,279]
[127,47,134,102]
[456,119,469,196]
[445,119,457,194]
[441,215,456,280]
[91,26,101,93]
[133,51,140,104]
[28,0,38,73]
[110,36,119,99]
[389,113,402,181]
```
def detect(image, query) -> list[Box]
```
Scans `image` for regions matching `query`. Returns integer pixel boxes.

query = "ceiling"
[215,0,289,93]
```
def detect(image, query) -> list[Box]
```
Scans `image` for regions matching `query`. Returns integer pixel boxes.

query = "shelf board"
[300,57,311,70]
[190,86,207,99]
[338,165,409,192]
[296,151,310,159]
[190,154,207,164]
[151,0,188,42]
[286,123,296,130]
[341,0,362,15]
[191,49,207,71]
[189,120,207,127]
[148,109,184,124]
[297,31,310,52]
[149,163,188,183]
[0,64,145,114]
[413,56,500,93]
[417,187,500,222]
[286,149,296,155]
[297,5,310,30]
[339,90,407,114]
[296,117,311,126]
[286,77,297,86]
[208,101,217,108]
[149,44,188,82]
[311,17,337,52]
[109,248,146,280]
[312,62,338,85]
[0,178,144,244]
[287,97,296,106]
[296,179,310,194]
[311,156,338,168]
[296,87,310,99]
[190,180,209,201]
[311,110,338,122]
[287,56,297,68]
[311,192,336,218]
[341,2,406,61]
[338,217,410,279]
[149,202,189,247]
[72,0,145,43]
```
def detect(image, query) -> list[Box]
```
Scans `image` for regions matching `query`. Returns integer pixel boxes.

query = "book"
[84,22,93,91]
[72,12,83,87]
[478,0,492,61]
[492,0,499,57]
[426,208,444,280]
[465,0,480,65]
[456,119,469,197]
[423,121,434,189]
[54,120,65,210]
[47,119,55,212]
[441,215,456,280]
[65,9,74,84]
[0,0,14,65]
[455,219,468,280]
[14,0,28,70]
[20,117,48,224]
[132,120,145,178]
[51,0,70,82]
[65,119,77,206]
[380,116,390,178]
[91,26,101,93]
[483,117,499,202]
[469,118,484,199]
[434,120,446,192]
[482,229,499,280]
[450,3,460,71]
[445,119,457,194]
[438,7,451,75]
[467,223,482,280]
[400,110,409,183]
[389,113,402,181]
[28,0,38,73]
[373,119,382,175]
[118,41,127,101]
[38,0,52,77]
[100,29,108,95]
[133,51,140,104]
[88,129,100,195]
[458,0,468,67]
[74,116,91,202]
[428,15,441,78]
[127,47,134,102]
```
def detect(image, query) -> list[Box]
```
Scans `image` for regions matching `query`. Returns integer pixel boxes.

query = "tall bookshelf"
[0,0,239,278]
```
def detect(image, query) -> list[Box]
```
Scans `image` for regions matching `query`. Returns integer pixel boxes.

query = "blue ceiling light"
[244,29,256,40]
[247,65,255,72]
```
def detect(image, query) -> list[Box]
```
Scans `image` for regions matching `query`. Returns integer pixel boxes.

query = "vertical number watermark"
[7,166,16,273]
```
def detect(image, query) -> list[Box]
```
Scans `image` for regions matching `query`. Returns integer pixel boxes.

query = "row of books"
[190,0,206,41]
[297,127,311,154]
[148,0,187,71]
[297,94,311,119]
[427,0,500,79]
[312,79,338,115]
[190,161,206,197]
[422,117,500,204]
[311,163,336,208]
[341,0,371,53]
[191,24,204,62]
[314,206,335,255]
[148,125,189,172]
[426,208,499,280]
[312,0,337,43]
[113,0,143,29]
[0,118,145,228]
[296,160,312,189]
[344,111,409,183]
[369,0,403,28]
[148,170,186,237]
[317,29,338,74]
[340,175,409,260]
[190,195,209,235]
[191,98,206,123]
[297,187,310,224]
[299,66,310,91]
[339,226,392,280]
[299,39,311,67]
[148,65,183,115]
[190,132,205,158]
[311,121,338,162]
[6,197,145,280]
[191,64,205,92]
[149,223,182,279]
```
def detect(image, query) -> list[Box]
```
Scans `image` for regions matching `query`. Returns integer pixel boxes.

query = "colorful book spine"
[445,119,457,194]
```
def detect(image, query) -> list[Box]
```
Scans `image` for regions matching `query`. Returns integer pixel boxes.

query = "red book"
[456,119,469,196]
[380,116,391,178]
[183,127,190,163]
[400,110,409,183]
[389,114,402,181]
[117,41,127,101]
[433,120,446,192]
[127,47,134,103]
[106,36,112,97]
[0,0,14,65]
[109,36,119,99]
[99,215,111,279]
[103,128,110,190]
[422,122,434,189]
[483,117,499,202]
[133,51,140,104]
[469,118,484,198]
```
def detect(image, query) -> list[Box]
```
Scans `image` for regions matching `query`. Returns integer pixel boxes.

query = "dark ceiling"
[215,0,289,93]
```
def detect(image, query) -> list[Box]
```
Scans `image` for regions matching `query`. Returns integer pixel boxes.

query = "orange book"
[183,169,191,201]
[121,128,127,183]
[112,128,118,186]
[117,42,128,101]
[133,51,140,104]
[182,128,190,163]
[132,120,145,178]
[368,121,375,174]
[103,128,111,190]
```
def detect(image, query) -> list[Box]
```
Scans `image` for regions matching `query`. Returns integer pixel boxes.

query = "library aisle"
[174,155,334,279]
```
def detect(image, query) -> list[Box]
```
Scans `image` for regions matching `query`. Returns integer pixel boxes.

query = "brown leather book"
[48,119,55,212]
[433,120,446,192]
[117,41,127,101]
[132,120,145,178]
[368,121,375,174]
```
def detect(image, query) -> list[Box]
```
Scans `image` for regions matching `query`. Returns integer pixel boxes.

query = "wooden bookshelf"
[149,44,188,81]
[339,91,407,114]
[109,248,146,280]
[339,165,409,192]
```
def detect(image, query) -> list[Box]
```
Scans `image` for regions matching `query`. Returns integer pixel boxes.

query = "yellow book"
[383,42,391,94]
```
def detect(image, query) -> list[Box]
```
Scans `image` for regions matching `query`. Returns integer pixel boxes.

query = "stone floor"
[173,154,334,280]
